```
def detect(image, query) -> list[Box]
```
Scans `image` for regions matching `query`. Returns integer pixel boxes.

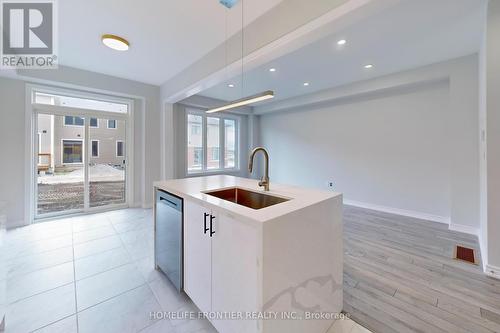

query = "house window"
[62,140,83,163]
[108,119,116,129]
[224,119,236,168]
[116,141,124,157]
[64,116,84,126]
[186,109,239,174]
[91,140,99,157]
[187,114,203,172]
[191,124,201,135]
[212,147,220,161]
[207,117,220,170]
[90,118,98,128]
[193,147,203,167]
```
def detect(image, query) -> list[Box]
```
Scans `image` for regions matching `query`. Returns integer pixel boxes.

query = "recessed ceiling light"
[102,34,129,51]
[269,68,276,72]
[228,84,235,88]
[337,39,347,45]
[303,82,310,86]
[364,64,374,69]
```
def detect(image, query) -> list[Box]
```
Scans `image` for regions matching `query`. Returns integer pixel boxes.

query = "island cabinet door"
[184,199,212,314]
[210,210,260,333]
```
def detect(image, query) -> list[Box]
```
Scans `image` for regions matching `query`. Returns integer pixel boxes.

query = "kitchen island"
[154,175,343,333]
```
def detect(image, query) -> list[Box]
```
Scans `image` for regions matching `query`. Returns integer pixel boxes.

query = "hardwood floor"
[343,205,500,333]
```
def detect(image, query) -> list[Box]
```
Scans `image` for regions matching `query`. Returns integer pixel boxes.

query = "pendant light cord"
[225,5,228,84]
[241,0,244,99]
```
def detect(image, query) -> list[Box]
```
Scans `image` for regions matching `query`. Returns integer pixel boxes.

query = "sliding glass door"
[36,113,86,216]
[88,118,126,208]
[33,92,130,220]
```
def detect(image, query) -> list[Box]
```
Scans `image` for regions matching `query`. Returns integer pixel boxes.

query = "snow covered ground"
[38,164,124,184]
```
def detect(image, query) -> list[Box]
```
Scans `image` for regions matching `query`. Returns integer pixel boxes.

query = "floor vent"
[454,245,476,265]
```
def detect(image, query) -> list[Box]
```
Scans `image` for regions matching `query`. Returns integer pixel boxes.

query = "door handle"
[204,213,210,234]
[209,215,215,237]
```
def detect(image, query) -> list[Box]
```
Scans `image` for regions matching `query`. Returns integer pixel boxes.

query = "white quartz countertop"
[154,175,341,223]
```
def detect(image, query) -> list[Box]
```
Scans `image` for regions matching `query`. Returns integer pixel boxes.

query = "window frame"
[91,140,99,158]
[107,119,117,129]
[63,115,84,127]
[185,108,240,175]
[61,139,84,165]
[90,117,98,128]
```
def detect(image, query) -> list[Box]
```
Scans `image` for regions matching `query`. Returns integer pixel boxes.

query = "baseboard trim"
[449,223,479,237]
[485,264,500,280]
[6,220,26,230]
[343,199,450,225]
[142,203,153,209]
[479,233,487,272]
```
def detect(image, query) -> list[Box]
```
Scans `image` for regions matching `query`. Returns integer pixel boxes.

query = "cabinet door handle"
[210,215,215,237]
[204,213,210,234]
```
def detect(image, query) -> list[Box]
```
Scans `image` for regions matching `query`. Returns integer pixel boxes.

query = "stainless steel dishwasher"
[154,189,183,291]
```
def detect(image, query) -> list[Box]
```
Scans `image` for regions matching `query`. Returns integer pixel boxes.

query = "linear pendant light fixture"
[206,90,274,113]
[208,0,274,113]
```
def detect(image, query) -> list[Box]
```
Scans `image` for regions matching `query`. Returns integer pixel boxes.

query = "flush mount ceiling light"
[269,68,276,72]
[207,91,274,113]
[228,84,235,88]
[364,64,374,69]
[337,39,347,45]
[102,34,129,51]
[303,82,310,86]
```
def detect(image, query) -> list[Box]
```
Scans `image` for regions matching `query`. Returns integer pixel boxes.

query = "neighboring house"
[37,114,125,172]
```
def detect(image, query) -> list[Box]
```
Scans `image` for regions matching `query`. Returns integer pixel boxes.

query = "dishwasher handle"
[156,190,182,212]
[159,197,178,209]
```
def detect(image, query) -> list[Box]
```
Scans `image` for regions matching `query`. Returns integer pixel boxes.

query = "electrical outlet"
[327,181,334,189]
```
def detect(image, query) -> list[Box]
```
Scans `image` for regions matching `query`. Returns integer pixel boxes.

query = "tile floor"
[3,208,371,333]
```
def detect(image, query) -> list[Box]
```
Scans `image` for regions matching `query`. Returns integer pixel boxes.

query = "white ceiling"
[199,0,486,104]
[57,0,283,85]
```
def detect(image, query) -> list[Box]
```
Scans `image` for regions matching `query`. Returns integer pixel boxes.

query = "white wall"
[0,77,27,226]
[0,66,161,227]
[482,0,500,276]
[259,55,480,231]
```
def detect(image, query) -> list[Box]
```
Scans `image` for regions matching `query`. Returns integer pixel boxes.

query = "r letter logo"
[1,0,57,69]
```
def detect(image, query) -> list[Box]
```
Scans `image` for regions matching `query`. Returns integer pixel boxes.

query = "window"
[186,110,239,174]
[191,124,201,135]
[64,116,84,126]
[207,117,220,170]
[187,114,203,172]
[91,140,99,157]
[62,140,83,163]
[90,118,98,128]
[116,141,124,157]
[224,119,236,168]
[108,119,116,129]
[193,147,203,167]
[35,92,128,114]
[212,147,220,161]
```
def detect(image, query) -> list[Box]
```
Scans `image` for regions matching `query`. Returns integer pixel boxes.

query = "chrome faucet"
[249,147,270,191]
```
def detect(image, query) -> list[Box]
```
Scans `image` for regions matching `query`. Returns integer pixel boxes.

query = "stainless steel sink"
[204,187,290,210]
